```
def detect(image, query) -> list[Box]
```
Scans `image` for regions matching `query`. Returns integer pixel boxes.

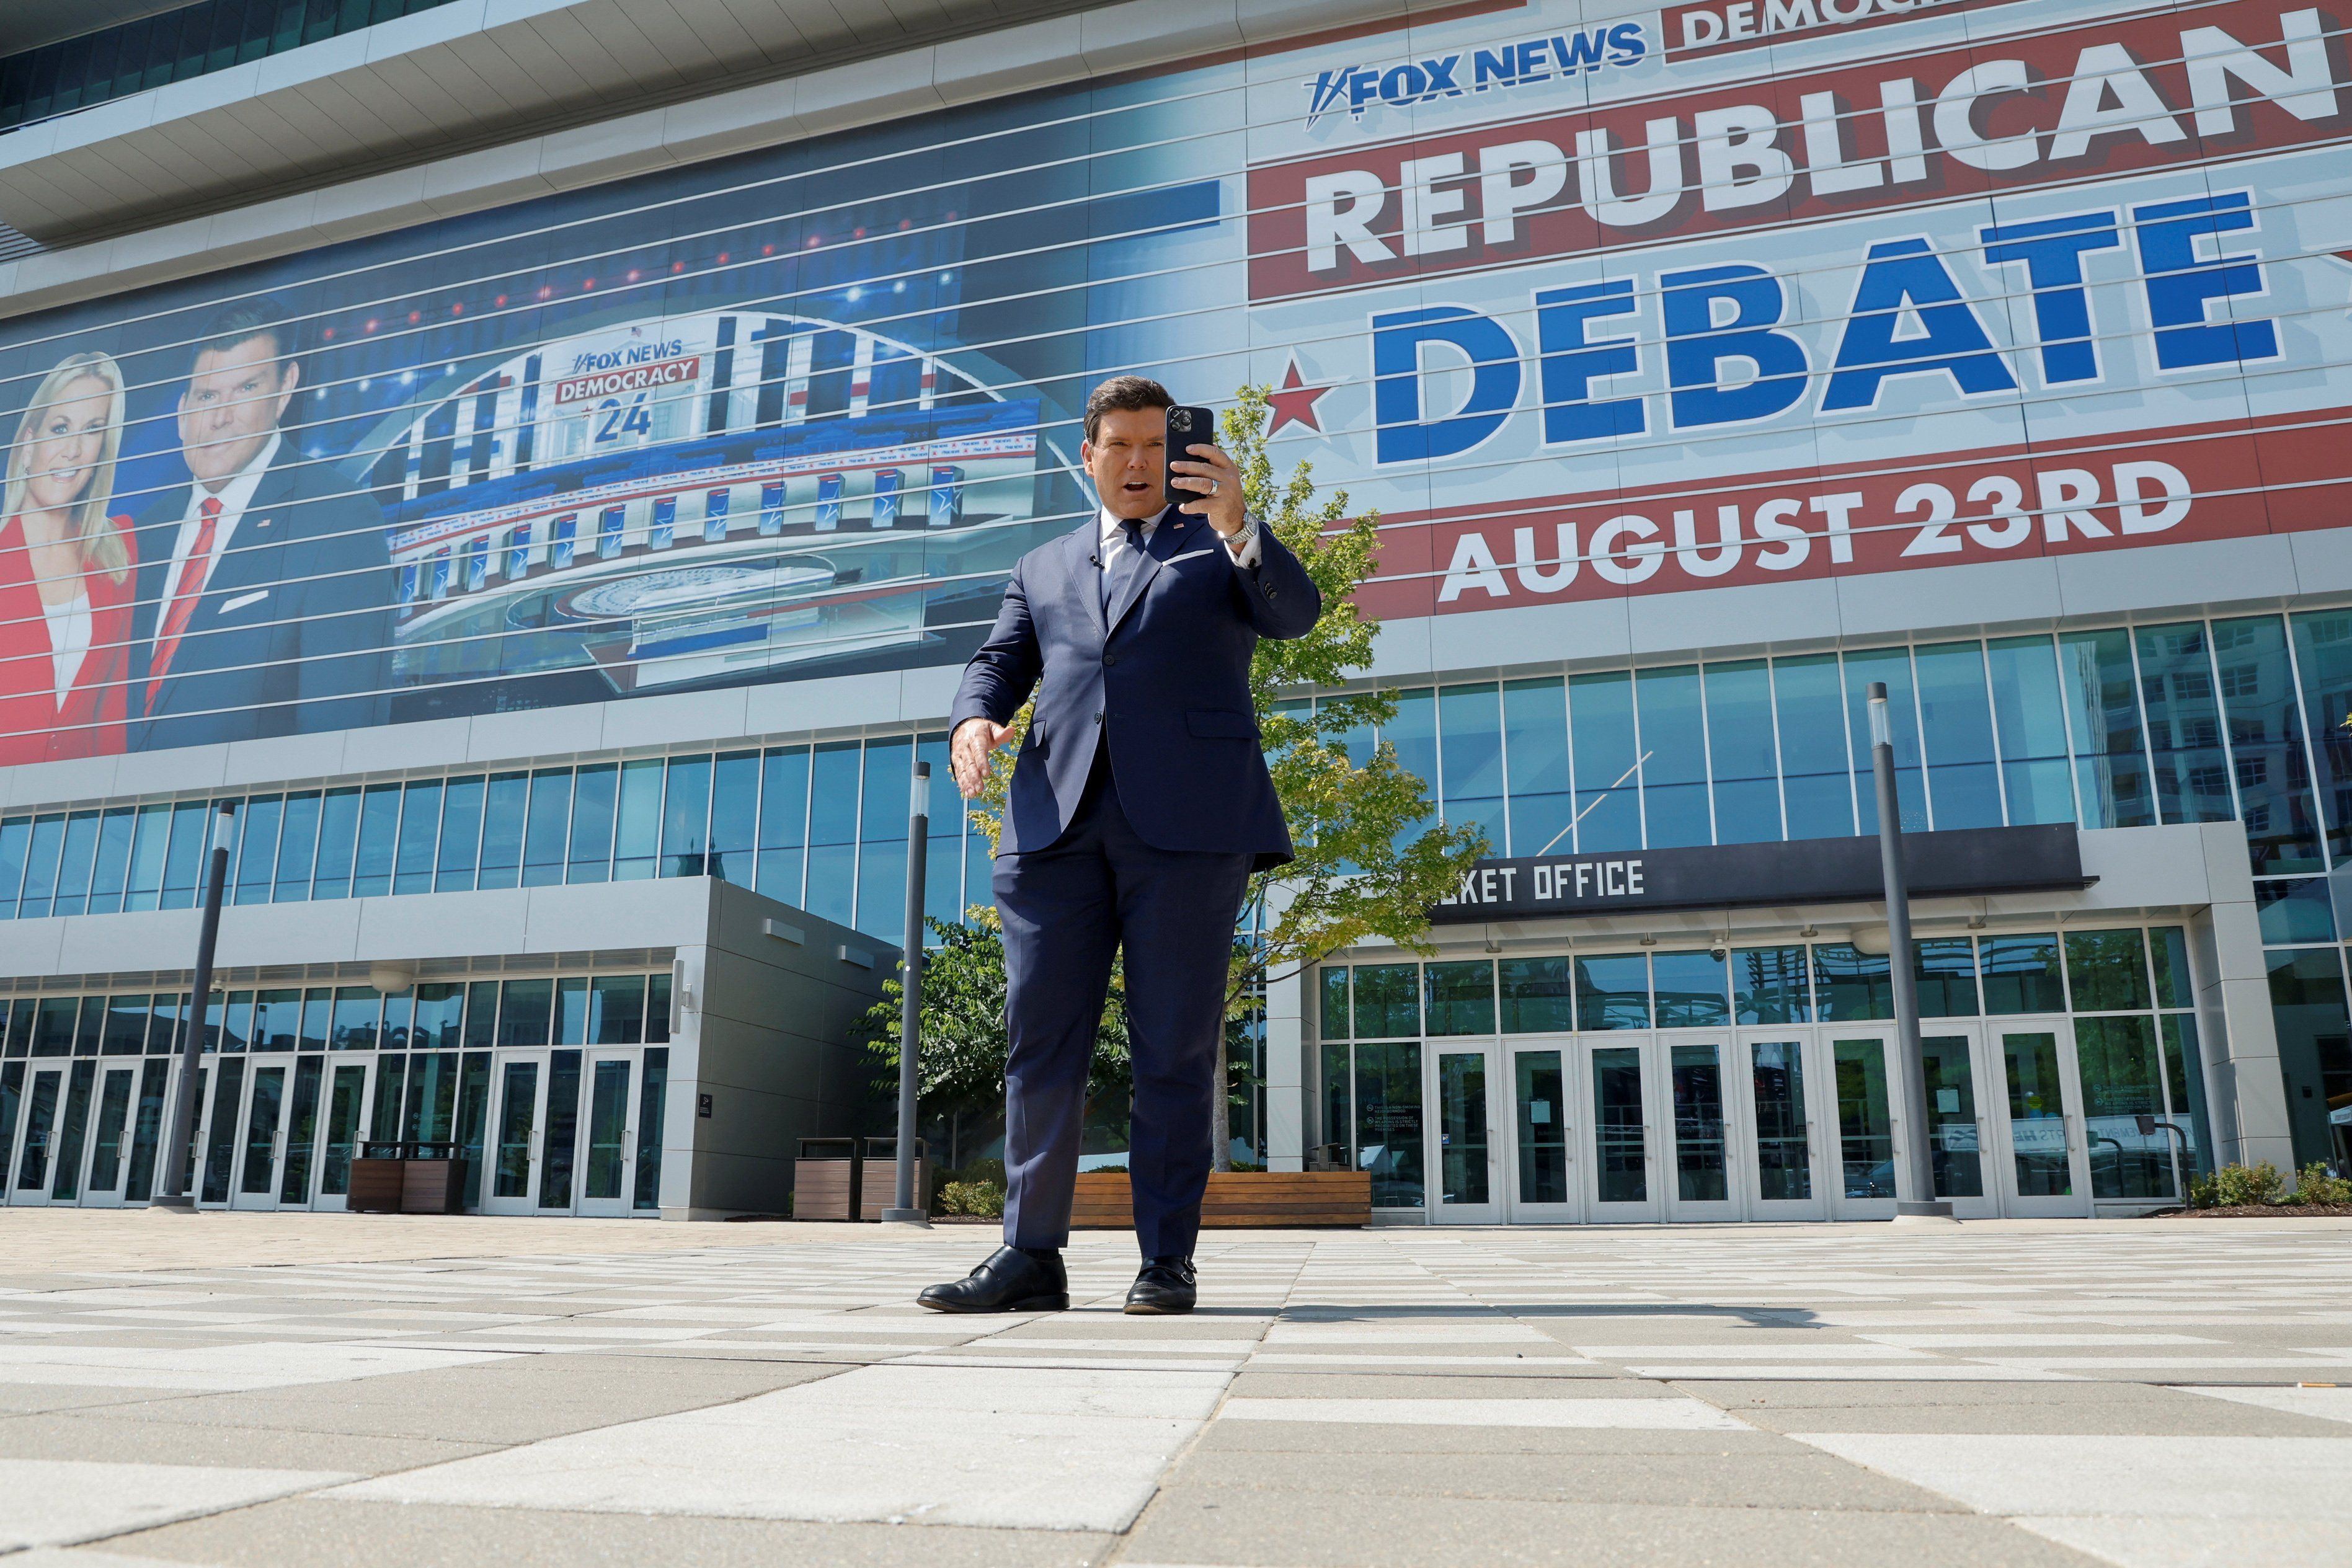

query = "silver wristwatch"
[1223,515,1258,554]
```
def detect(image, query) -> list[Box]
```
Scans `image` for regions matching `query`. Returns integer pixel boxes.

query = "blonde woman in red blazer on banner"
[0,351,136,765]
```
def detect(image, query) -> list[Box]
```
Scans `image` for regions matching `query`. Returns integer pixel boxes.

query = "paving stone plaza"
[0,1212,2348,1567]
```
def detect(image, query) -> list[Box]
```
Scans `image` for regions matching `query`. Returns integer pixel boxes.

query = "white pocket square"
[219,590,269,614]
[1166,548,1218,564]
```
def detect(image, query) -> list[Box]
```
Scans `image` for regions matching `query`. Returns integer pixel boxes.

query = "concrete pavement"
[0,1213,2348,1566]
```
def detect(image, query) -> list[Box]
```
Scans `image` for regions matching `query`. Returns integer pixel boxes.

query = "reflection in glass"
[1981,935,2066,1014]
[239,1066,285,1195]
[51,1062,96,1194]
[455,1052,492,1209]
[1576,954,1649,1031]
[1320,968,1349,1039]
[540,1050,584,1208]
[1353,1040,1422,1208]
[1571,671,1640,851]
[1704,659,1782,845]
[1592,1046,1646,1203]
[1423,962,1496,1036]
[1832,1039,1894,1198]
[634,1048,669,1210]
[1920,1035,1983,1198]
[1515,1050,1568,1204]
[1438,684,1505,853]
[494,1060,539,1199]
[2002,1031,2074,1195]
[280,1055,323,1205]
[2211,615,2326,872]
[1815,944,1893,1021]
[584,1059,632,1200]
[435,775,484,892]
[2074,1016,2172,1199]
[2064,930,2151,1012]
[1669,1043,1728,1202]
[1749,1041,1810,1201]
[1733,947,1811,1024]
[1499,958,1573,1033]
[1352,964,1419,1038]
[2136,623,2235,826]
[1636,666,1710,847]
[201,1058,244,1203]
[1437,1052,1489,1206]
[1503,678,1573,859]
[1652,950,1728,1027]
[1914,640,2001,829]
[1914,938,1980,1017]
[321,1065,366,1196]
[477,772,529,890]
[1985,636,2077,826]
[87,1067,133,1193]
[2059,629,2155,829]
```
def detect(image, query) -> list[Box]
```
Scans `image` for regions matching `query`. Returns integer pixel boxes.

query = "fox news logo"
[1302,24,1649,126]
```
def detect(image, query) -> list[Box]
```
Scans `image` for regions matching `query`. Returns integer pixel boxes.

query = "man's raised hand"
[952,715,1013,798]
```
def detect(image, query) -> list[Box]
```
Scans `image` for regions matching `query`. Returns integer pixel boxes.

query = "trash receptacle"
[794,1137,863,1220]
[863,1136,933,1217]
[350,1141,406,1213]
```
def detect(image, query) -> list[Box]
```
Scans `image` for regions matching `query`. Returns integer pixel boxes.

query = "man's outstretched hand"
[952,715,1013,798]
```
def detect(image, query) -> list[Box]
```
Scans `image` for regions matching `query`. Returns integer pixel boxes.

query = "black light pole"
[881,761,931,1225]
[1868,683,1953,1221]
[153,801,236,1213]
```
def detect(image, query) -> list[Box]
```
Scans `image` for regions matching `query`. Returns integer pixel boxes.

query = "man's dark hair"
[193,300,298,379]
[1083,374,1173,442]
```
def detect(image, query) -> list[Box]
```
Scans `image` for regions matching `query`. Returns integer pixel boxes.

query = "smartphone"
[1164,403,1215,508]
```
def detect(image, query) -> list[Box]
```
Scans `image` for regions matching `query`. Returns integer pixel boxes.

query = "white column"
[1263,887,1306,1173]
[2191,822,2295,1171]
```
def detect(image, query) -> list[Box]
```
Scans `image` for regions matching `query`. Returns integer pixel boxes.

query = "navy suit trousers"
[995,755,1252,1258]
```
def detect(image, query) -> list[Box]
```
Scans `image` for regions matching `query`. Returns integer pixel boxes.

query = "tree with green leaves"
[866,381,1486,1172]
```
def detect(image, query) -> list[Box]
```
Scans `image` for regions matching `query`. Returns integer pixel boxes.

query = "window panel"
[87,808,136,916]
[1914,641,2002,830]
[613,759,664,881]
[590,975,646,1044]
[1731,946,1811,1024]
[1437,684,1504,853]
[1772,654,1853,839]
[2208,616,2327,874]
[2267,947,2352,1166]
[1320,967,1350,1039]
[2255,879,2335,946]
[352,784,401,897]
[1351,963,1419,1038]
[2136,624,2235,826]
[123,804,171,912]
[521,769,572,887]
[1422,961,1496,1036]
[50,810,101,918]
[393,781,442,895]
[1574,954,1649,1030]
[1384,689,1439,850]
[757,746,811,905]
[1814,944,1894,1021]
[856,737,913,941]
[2064,929,2153,1012]
[1571,671,1640,852]
[709,751,760,890]
[1502,678,1572,859]
[806,742,861,927]
[1842,648,1925,833]
[311,787,360,901]
[2059,629,2156,829]
[1913,937,1979,1017]
[1499,957,1574,1033]
[918,733,962,936]
[477,772,528,890]
[435,776,484,893]
[496,979,554,1048]
[1651,949,1728,1026]
[657,755,713,877]
[1985,636,2076,826]
[1636,667,1710,848]
[1703,660,1781,845]
[271,792,319,903]
[567,764,618,884]
[17,815,64,918]
[0,816,26,918]
[1980,934,2066,1014]
[2150,926,2194,1009]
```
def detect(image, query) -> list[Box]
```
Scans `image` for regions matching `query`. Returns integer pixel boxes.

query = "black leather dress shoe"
[917,1246,1069,1313]
[1124,1255,1197,1315]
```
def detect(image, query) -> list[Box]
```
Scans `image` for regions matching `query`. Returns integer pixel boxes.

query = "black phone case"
[1165,404,1215,508]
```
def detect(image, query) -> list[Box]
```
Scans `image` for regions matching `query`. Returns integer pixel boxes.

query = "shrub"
[2290,1163,2352,1205]
[2189,1161,2286,1207]
[938,1179,1006,1218]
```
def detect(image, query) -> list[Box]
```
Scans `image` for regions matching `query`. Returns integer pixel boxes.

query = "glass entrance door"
[1991,1022,2092,1216]
[1428,1043,1501,1223]
[1819,1034,1897,1219]
[575,1053,637,1218]
[1657,1035,1741,1221]
[1919,1029,1999,1220]
[1737,1034,1825,1220]
[10,1066,64,1207]
[311,1061,371,1211]
[229,1063,289,1210]
[1585,1040,1661,1221]
[1507,1043,1578,1223]
[484,1053,544,1215]
[77,1065,139,1207]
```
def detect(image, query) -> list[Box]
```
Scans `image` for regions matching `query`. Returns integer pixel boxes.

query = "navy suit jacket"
[130,454,394,751]
[951,506,1321,869]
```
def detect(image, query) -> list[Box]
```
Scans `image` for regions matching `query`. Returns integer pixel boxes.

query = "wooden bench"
[1072,1170,1370,1229]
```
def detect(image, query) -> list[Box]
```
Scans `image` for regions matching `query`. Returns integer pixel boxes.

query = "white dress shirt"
[40,588,91,706]
[1095,503,1263,593]
[159,432,280,613]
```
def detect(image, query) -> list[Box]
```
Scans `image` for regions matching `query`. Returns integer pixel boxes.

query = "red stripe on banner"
[1351,402,2350,621]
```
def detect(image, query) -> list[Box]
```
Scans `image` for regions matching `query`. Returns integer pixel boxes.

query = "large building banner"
[0,0,2344,761]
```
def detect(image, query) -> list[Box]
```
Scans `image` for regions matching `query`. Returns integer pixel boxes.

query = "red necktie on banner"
[147,496,221,708]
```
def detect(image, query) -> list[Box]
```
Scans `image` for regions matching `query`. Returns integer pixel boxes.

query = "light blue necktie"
[1101,516,1147,614]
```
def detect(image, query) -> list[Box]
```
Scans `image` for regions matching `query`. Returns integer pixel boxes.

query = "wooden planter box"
[1072,1170,1370,1229]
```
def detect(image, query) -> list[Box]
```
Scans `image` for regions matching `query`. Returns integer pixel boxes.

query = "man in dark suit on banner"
[920,375,1321,1316]
[132,303,391,752]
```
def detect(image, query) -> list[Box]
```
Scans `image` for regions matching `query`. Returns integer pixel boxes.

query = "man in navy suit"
[920,376,1320,1316]
[132,303,391,752]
